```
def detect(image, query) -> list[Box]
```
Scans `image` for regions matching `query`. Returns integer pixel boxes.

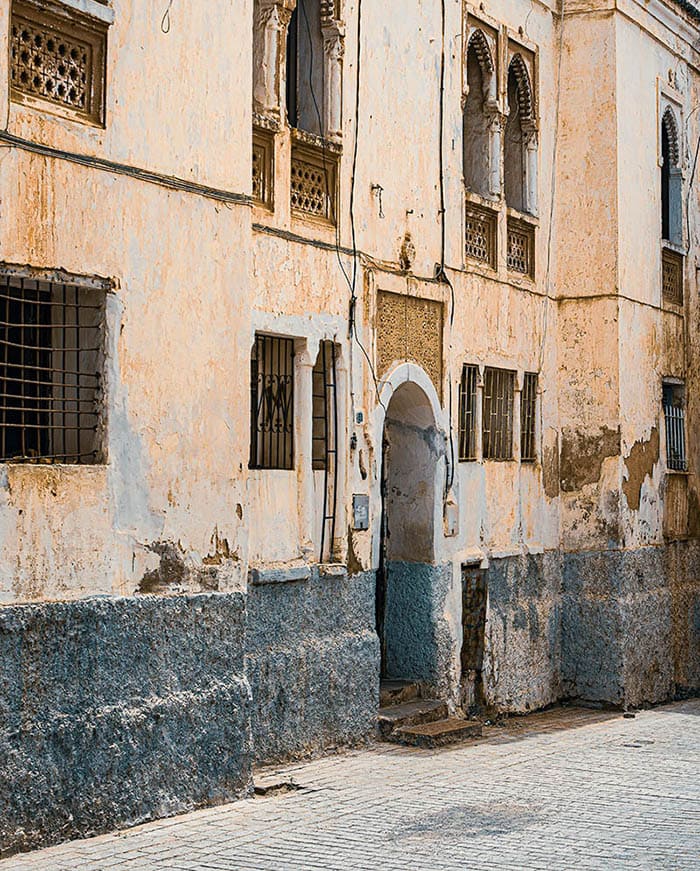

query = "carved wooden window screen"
[0,272,106,464]
[252,129,274,209]
[458,364,478,461]
[483,367,514,461]
[520,372,537,462]
[291,143,336,223]
[507,218,534,277]
[250,335,295,470]
[10,1,107,125]
[465,205,497,269]
[662,247,683,306]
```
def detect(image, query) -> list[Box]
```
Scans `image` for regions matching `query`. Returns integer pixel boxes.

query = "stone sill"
[249,564,311,586]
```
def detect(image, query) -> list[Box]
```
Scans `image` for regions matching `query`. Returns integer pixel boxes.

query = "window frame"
[249,333,296,471]
[482,366,515,462]
[0,264,109,466]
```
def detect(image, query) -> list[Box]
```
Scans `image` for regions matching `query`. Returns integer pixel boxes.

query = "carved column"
[487,111,505,198]
[322,22,344,140]
[253,0,296,118]
[524,126,539,216]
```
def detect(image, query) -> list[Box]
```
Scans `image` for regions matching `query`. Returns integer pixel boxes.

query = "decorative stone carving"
[322,24,345,140]
[376,291,444,397]
[253,0,296,117]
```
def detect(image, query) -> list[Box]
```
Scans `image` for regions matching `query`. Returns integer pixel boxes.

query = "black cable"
[438,0,456,493]
[297,0,383,408]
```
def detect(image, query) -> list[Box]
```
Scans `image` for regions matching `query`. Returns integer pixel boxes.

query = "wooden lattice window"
[662,247,684,306]
[483,367,515,461]
[458,364,478,461]
[249,335,295,470]
[507,217,534,277]
[252,128,274,209]
[520,372,537,462]
[0,270,107,464]
[290,141,337,223]
[10,1,107,125]
[465,205,497,269]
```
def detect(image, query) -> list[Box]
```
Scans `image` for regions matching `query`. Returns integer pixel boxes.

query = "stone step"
[379,679,420,708]
[391,717,483,749]
[377,698,448,739]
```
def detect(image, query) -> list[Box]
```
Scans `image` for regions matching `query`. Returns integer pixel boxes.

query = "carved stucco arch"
[467,28,495,77]
[662,105,681,168]
[508,53,535,126]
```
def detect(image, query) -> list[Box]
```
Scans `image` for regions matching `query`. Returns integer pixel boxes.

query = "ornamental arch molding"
[508,53,535,126]
[662,105,681,168]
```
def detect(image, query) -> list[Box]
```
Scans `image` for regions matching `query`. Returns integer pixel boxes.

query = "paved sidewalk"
[4,700,699,871]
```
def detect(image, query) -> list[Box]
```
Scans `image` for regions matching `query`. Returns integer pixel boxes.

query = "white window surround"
[45,0,114,25]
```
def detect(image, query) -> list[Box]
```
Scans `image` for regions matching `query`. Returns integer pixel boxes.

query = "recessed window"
[250,334,295,470]
[483,367,515,460]
[312,341,337,471]
[0,272,106,464]
[10,1,107,126]
[520,372,537,462]
[458,364,478,462]
[663,381,687,472]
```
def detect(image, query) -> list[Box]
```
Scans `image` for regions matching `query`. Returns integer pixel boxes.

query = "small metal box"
[352,494,370,530]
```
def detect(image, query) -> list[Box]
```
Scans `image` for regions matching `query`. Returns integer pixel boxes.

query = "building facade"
[1,0,699,856]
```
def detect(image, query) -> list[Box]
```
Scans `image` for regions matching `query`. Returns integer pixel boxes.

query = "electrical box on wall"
[352,494,370,530]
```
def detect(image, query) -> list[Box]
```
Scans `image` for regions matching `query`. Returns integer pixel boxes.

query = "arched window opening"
[661,109,682,246]
[504,64,525,211]
[463,33,495,197]
[286,0,325,136]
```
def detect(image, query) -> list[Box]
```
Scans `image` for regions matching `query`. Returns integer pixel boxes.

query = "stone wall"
[0,594,252,858]
[482,553,562,713]
[562,543,700,707]
[245,568,379,763]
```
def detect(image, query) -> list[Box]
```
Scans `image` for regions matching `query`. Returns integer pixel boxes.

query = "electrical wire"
[296,0,384,410]
[160,0,174,33]
[438,0,456,494]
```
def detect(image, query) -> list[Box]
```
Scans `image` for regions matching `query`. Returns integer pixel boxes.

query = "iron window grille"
[483,367,515,461]
[663,382,687,472]
[250,334,295,470]
[10,0,107,126]
[520,372,538,462]
[312,341,339,563]
[0,272,106,464]
[458,364,478,461]
[290,139,338,223]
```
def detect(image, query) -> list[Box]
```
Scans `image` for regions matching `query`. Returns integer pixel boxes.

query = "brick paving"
[4,700,699,871]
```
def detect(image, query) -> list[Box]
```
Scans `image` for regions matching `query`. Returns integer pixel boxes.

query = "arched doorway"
[377,380,445,684]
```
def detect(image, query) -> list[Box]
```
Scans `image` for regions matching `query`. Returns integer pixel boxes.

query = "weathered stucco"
[0,0,699,856]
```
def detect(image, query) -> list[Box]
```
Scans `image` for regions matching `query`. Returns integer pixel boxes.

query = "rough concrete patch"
[543,433,560,498]
[622,427,659,511]
[393,802,539,842]
[560,426,620,492]
[346,525,366,575]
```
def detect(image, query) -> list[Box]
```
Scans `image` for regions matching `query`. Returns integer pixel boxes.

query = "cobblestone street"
[5,700,699,871]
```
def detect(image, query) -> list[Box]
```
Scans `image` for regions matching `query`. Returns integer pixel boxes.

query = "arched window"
[286,0,325,135]
[504,55,536,214]
[463,31,496,197]
[661,107,682,246]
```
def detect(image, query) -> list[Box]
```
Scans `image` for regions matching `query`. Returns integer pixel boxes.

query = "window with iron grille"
[520,372,537,462]
[0,272,106,464]
[312,341,337,471]
[465,205,497,269]
[663,382,687,472]
[10,1,108,126]
[482,367,515,460]
[250,334,295,470]
[458,364,478,461]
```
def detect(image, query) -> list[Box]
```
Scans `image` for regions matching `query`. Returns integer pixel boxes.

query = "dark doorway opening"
[460,564,487,714]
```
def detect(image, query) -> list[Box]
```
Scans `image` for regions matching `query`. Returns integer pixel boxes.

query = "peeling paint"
[623,428,660,512]
[560,426,621,493]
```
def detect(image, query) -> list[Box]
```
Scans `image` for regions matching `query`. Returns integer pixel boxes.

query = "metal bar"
[329,341,339,559]
[319,342,329,563]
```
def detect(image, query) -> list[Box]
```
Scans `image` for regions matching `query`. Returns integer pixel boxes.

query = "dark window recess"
[520,372,537,462]
[250,334,294,470]
[0,274,105,464]
[663,382,687,472]
[458,363,478,461]
[483,367,515,460]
